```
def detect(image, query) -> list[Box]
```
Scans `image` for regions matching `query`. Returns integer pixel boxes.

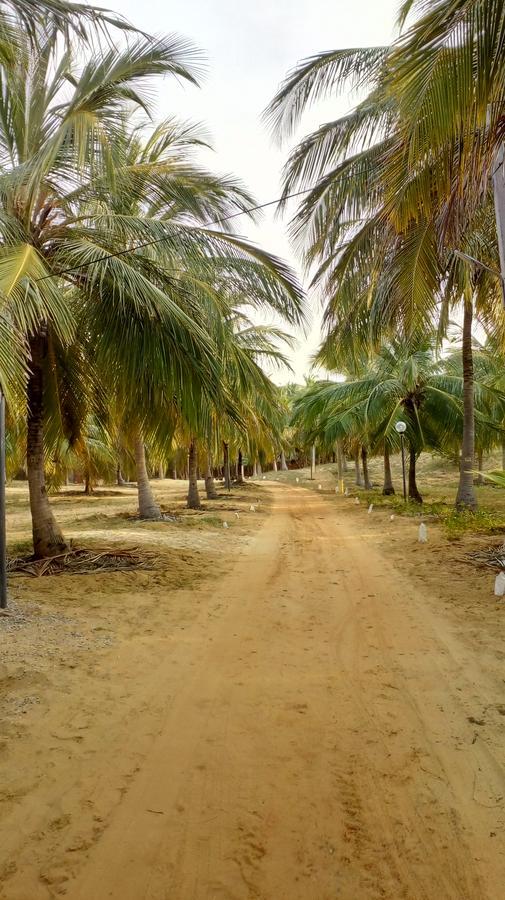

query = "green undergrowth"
[355,489,505,539]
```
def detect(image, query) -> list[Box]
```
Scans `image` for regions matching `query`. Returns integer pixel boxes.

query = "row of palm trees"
[0,2,305,556]
[289,337,505,502]
[267,0,505,510]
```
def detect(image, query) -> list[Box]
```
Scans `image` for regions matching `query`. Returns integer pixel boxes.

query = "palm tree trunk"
[475,449,484,485]
[187,438,201,509]
[84,470,93,495]
[257,459,262,475]
[223,441,231,490]
[134,432,161,519]
[205,451,218,499]
[361,446,372,490]
[502,439,505,471]
[280,449,288,471]
[456,297,477,510]
[116,463,126,486]
[157,463,165,479]
[336,441,344,490]
[236,449,246,484]
[408,446,423,503]
[26,331,67,559]
[382,444,395,495]
[272,457,278,472]
[354,448,364,486]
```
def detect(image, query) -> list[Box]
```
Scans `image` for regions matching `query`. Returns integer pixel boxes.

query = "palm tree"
[292,338,505,503]
[267,20,505,511]
[0,29,208,555]
[0,25,305,551]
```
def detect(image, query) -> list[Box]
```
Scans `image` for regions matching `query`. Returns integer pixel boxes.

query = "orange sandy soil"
[1,469,505,900]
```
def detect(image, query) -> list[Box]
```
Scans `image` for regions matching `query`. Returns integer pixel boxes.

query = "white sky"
[106,0,399,382]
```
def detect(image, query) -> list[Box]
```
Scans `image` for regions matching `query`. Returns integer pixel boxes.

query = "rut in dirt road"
[15,484,505,899]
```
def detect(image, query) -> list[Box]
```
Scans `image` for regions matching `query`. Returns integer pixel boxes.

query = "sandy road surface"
[3,483,505,899]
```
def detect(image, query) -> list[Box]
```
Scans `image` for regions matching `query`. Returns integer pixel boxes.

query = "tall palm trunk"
[361,446,372,490]
[223,441,231,490]
[236,449,245,485]
[336,441,344,490]
[408,446,423,503]
[382,444,395,495]
[272,457,278,472]
[134,432,161,519]
[354,448,364,486]
[187,438,201,509]
[456,297,477,510]
[27,331,67,558]
[205,451,218,499]
[502,439,505,471]
[280,449,288,471]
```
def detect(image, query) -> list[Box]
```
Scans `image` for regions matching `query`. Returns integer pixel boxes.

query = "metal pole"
[400,434,407,503]
[0,391,7,609]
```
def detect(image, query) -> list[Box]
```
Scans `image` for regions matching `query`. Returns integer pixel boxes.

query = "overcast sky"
[106,0,399,382]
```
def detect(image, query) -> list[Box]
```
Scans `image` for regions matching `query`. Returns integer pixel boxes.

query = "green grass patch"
[441,508,505,540]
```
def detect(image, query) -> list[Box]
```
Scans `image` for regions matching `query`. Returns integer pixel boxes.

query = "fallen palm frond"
[7,547,157,577]
[462,545,505,571]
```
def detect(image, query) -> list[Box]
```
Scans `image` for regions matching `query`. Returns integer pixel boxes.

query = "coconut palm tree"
[0,25,305,552]
[292,337,505,503]
[267,20,505,510]
[0,29,212,555]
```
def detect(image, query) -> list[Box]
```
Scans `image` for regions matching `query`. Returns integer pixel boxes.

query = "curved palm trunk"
[280,449,288,471]
[27,331,67,559]
[408,446,423,503]
[187,439,201,509]
[456,297,477,510]
[382,444,395,495]
[134,433,161,519]
[236,449,245,485]
[361,446,372,490]
[354,448,364,486]
[223,442,231,490]
[205,451,218,499]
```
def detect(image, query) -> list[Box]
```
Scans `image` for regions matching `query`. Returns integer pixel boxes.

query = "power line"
[35,188,313,282]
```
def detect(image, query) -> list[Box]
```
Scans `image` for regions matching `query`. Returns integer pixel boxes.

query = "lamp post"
[395,420,407,502]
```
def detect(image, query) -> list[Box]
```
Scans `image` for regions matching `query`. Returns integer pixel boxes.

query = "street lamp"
[395,420,407,502]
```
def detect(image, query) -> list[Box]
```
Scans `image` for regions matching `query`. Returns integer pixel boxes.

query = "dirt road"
[3,483,505,899]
